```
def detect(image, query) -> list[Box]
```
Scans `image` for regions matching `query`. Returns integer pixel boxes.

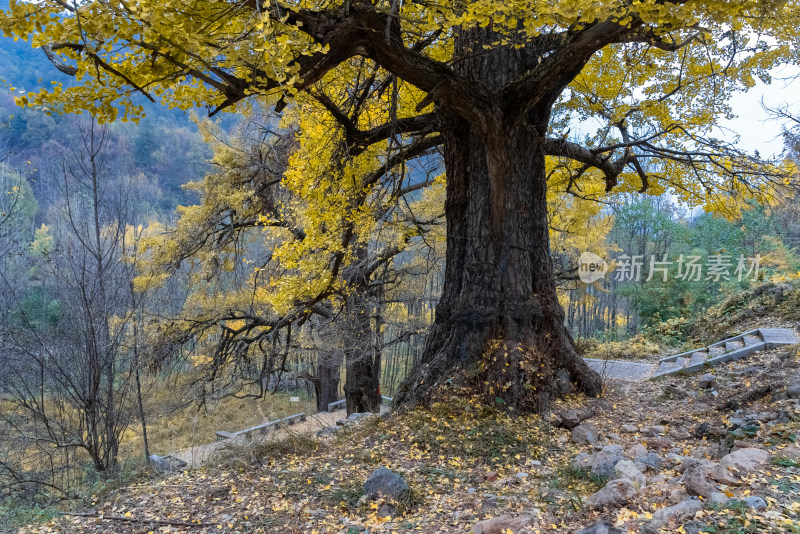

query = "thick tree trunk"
[394,28,602,413]
[342,248,382,415]
[317,353,341,412]
[344,302,380,415]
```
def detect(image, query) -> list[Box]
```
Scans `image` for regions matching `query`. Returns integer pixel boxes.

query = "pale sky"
[720,72,800,159]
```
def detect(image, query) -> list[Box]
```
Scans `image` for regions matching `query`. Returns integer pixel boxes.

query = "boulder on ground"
[637,452,664,471]
[591,445,625,479]
[575,521,625,534]
[682,463,716,498]
[572,422,599,445]
[364,466,410,500]
[699,374,717,389]
[149,454,187,473]
[709,492,729,506]
[663,384,689,399]
[585,479,636,508]
[557,409,589,429]
[742,496,767,511]
[554,369,572,395]
[614,460,646,488]
[720,448,769,474]
[650,499,703,529]
[470,513,535,534]
[774,445,800,462]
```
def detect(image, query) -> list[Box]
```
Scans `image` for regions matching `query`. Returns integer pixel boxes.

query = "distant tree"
[0,119,143,482]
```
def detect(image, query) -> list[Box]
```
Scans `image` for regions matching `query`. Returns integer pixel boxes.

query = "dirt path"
[172,407,388,468]
[584,358,656,381]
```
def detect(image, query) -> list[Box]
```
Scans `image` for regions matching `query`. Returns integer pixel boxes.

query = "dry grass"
[120,377,318,458]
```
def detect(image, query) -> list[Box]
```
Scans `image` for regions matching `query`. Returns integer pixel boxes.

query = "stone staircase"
[652,328,799,379]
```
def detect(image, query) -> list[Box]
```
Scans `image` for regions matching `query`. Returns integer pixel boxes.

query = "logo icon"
[578,252,608,283]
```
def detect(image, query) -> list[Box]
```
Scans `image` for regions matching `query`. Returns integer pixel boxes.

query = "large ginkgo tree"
[3,0,797,411]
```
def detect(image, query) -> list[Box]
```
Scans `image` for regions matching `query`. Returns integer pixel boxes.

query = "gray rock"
[470,513,534,534]
[742,496,767,511]
[591,446,625,479]
[647,425,666,435]
[669,428,691,439]
[663,384,689,399]
[626,444,648,459]
[729,417,747,428]
[650,499,703,529]
[558,409,588,429]
[317,428,335,437]
[787,384,800,399]
[683,520,702,534]
[774,445,800,461]
[614,460,646,488]
[682,463,716,497]
[742,366,761,376]
[554,369,572,395]
[364,466,410,500]
[621,424,639,433]
[575,521,625,534]
[670,486,690,504]
[674,457,741,486]
[637,452,663,471]
[705,463,742,486]
[720,448,769,473]
[377,503,395,518]
[149,454,187,473]
[572,422,600,445]
[572,452,594,470]
[709,492,729,506]
[699,374,717,389]
[585,479,636,508]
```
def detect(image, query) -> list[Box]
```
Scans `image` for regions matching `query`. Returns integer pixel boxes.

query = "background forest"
[2,13,800,529]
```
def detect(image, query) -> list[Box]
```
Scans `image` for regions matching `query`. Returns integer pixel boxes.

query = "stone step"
[651,328,798,381]
[655,361,674,376]
[725,340,745,351]
[743,334,762,346]
[689,351,707,367]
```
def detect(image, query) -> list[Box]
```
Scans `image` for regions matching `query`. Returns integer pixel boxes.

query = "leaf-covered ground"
[16,344,800,534]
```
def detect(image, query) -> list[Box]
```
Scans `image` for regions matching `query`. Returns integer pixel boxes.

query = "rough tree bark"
[343,286,381,415]
[394,28,603,412]
[317,354,341,411]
